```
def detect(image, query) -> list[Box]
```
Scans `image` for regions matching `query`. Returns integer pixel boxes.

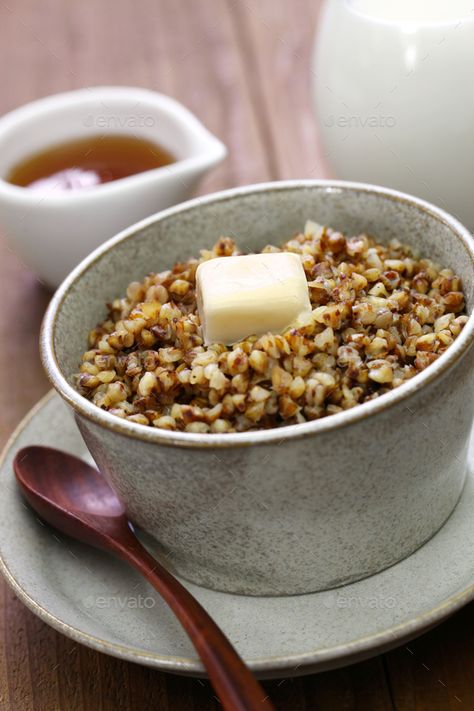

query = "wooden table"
[0,1,472,708]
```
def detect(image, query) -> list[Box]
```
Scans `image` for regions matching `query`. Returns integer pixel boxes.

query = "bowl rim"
[41,179,474,449]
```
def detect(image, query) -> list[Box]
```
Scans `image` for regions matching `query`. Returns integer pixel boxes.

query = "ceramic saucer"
[0,391,473,679]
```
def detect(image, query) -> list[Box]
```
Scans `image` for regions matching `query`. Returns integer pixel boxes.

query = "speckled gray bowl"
[41,181,474,596]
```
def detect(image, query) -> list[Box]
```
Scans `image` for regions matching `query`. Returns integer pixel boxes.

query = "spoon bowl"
[15,446,129,549]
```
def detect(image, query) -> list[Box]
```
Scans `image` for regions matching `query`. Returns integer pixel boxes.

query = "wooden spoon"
[14,446,275,711]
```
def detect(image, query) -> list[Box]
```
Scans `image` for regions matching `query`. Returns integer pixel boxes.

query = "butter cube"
[196,252,311,345]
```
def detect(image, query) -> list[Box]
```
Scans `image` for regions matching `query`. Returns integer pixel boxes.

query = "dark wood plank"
[385,603,474,710]
[266,657,394,711]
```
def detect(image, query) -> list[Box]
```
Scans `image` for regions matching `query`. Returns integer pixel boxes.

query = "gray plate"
[0,391,473,679]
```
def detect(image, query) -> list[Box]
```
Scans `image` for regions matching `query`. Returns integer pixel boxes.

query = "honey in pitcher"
[7,134,175,193]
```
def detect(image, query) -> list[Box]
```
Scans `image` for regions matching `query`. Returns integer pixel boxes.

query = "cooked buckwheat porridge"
[76,222,467,433]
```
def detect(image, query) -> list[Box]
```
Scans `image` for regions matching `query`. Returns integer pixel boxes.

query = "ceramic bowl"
[0,87,226,288]
[41,180,474,596]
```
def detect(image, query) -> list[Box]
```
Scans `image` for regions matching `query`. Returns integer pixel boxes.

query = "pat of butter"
[196,252,311,345]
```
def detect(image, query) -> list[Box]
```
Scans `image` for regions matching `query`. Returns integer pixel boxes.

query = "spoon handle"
[115,536,275,711]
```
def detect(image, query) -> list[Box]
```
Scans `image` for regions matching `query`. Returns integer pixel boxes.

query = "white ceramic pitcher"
[312,0,474,229]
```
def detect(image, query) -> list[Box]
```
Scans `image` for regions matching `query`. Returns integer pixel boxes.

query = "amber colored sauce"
[7,134,175,193]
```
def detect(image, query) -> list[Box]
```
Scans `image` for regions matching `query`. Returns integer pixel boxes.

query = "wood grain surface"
[0,1,472,709]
